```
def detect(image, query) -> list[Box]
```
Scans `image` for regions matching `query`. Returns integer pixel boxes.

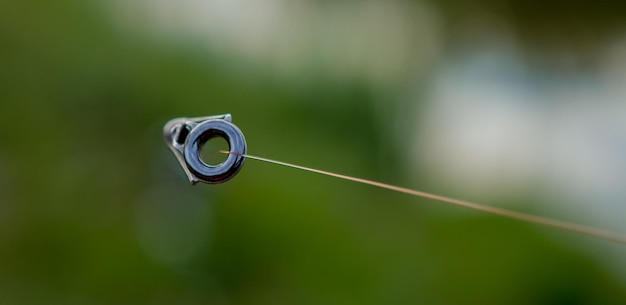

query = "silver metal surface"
[163,114,247,184]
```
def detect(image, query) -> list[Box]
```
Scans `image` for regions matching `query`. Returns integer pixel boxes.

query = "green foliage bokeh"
[1,1,625,304]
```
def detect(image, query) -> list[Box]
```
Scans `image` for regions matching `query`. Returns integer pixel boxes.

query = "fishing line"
[220,150,626,245]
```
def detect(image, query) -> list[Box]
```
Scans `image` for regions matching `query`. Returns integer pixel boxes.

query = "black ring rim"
[183,120,247,184]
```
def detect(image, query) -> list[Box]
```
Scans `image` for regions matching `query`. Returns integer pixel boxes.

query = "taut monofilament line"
[220,150,626,245]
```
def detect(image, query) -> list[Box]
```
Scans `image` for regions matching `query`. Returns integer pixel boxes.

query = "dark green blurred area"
[1,1,626,304]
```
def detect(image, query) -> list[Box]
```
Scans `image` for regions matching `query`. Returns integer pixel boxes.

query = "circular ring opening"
[200,135,230,166]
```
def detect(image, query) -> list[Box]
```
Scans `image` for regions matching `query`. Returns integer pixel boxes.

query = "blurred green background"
[2,0,626,304]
